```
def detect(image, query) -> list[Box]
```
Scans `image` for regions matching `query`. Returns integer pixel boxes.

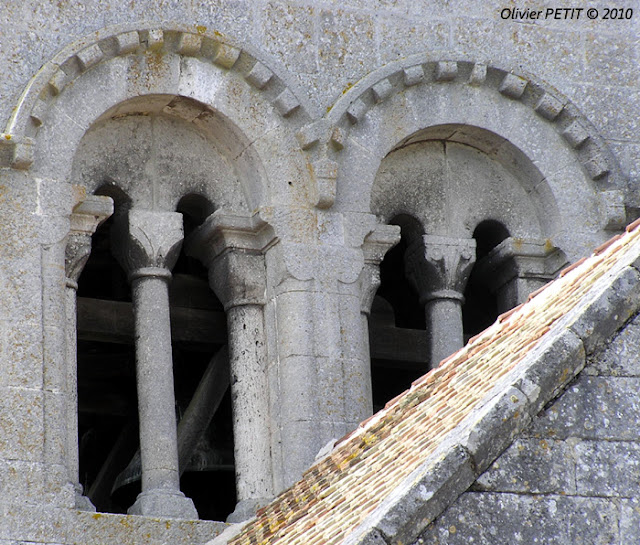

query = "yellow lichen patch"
[196,25,207,35]
[3,134,11,140]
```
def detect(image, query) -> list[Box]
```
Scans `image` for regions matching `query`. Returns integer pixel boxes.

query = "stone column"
[186,211,274,521]
[113,209,197,519]
[405,235,476,367]
[64,194,113,511]
[472,237,566,312]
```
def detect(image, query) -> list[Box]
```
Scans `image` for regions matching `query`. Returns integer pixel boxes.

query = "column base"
[226,498,273,523]
[76,492,96,512]
[128,489,199,519]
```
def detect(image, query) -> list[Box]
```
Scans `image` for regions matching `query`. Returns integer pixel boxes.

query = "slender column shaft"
[227,304,272,502]
[424,294,464,365]
[131,269,181,493]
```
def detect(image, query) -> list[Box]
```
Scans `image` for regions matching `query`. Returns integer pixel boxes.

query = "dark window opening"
[76,198,236,521]
[462,220,510,340]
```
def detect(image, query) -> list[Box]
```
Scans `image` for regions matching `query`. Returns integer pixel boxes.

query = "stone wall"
[418,311,640,544]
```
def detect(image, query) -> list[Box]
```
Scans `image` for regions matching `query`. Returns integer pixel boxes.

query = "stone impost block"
[567,265,640,354]
[112,209,184,276]
[469,63,487,85]
[212,43,241,69]
[403,65,425,86]
[405,235,476,303]
[273,89,300,117]
[76,44,104,72]
[535,92,565,120]
[245,61,274,89]
[498,73,527,99]
[435,61,458,82]
[372,78,393,103]
[209,249,267,309]
[562,120,590,148]
[177,32,203,56]
[115,31,140,55]
[372,445,476,545]
[186,210,275,268]
[347,98,368,125]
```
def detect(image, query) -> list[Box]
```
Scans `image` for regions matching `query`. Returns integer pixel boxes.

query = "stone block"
[434,61,457,82]
[567,265,640,354]
[562,120,590,148]
[115,31,140,55]
[76,44,104,72]
[273,89,300,117]
[177,32,203,56]
[620,498,640,544]
[535,92,564,120]
[347,98,368,125]
[212,43,240,69]
[468,63,487,85]
[419,492,619,545]
[575,440,640,497]
[345,527,389,545]
[73,511,227,545]
[245,61,273,90]
[498,73,527,99]
[528,375,640,441]
[588,311,640,376]
[0,387,44,461]
[403,65,425,86]
[372,79,393,103]
[474,437,576,495]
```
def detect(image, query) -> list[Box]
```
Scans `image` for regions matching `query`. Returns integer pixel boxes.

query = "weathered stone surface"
[528,375,640,441]
[417,492,619,545]
[474,438,576,495]
[575,440,640,497]
[588,312,640,376]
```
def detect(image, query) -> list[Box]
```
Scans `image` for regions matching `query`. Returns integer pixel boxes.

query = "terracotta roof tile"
[226,223,640,545]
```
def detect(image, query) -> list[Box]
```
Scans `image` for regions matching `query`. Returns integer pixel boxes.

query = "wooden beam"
[77,297,429,366]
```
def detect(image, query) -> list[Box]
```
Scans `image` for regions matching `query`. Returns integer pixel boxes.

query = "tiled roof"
[225,220,640,545]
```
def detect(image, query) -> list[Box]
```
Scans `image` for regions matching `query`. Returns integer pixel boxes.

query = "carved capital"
[65,195,113,286]
[405,235,476,304]
[359,224,401,314]
[112,210,184,279]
